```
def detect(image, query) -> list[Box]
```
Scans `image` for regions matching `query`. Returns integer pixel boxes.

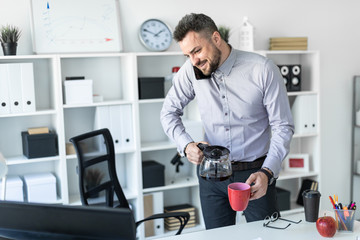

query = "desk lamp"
[0,152,8,200]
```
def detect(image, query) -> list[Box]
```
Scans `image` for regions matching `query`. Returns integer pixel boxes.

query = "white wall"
[1,0,359,207]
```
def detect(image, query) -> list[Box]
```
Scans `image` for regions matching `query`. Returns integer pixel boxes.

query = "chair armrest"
[135,211,190,235]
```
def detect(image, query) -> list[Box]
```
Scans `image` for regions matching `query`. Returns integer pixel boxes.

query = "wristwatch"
[258,168,276,185]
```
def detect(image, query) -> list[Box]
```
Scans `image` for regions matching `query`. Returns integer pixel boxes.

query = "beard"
[196,44,221,77]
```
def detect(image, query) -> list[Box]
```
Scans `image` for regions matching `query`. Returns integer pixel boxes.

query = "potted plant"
[84,168,105,198]
[0,24,21,56]
[218,25,231,43]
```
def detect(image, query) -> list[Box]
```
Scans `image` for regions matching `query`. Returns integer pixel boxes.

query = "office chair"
[69,128,190,236]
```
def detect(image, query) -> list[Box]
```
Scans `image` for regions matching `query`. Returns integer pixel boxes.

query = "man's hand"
[185,141,208,165]
[245,171,269,200]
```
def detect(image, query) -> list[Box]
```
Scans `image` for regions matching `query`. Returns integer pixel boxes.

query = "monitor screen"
[0,201,136,240]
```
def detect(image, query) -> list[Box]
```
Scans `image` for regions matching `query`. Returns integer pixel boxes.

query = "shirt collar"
[216,46,236,76]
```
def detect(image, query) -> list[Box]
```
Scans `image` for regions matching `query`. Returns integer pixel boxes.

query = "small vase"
[1,42,17,56]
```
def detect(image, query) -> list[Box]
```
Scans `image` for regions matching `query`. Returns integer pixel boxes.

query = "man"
[160,13,294,229]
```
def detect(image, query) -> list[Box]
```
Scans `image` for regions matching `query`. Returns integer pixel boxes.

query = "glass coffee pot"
[198,143,232,181]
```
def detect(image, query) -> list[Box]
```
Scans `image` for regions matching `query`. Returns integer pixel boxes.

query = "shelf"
[260,50,319,55]
[147,224,204,240]
[293,132,318,138]
[58,52,130,58]
[66,147,136,160]
[142,176,198,193]
[141,141,176,152]
[0,109,57,118]
[281,202,304,215]
[6,155,60,165]
[63,100,134,109]
[287,91,318,96]
[139,98,164,104]
[68,187,137,206]
[278,171,318,180]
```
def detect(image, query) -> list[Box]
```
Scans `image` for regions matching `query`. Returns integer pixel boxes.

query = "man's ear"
[212,31,222,46]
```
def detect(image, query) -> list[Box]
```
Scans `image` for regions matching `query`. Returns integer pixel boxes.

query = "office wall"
[1,0,359,207]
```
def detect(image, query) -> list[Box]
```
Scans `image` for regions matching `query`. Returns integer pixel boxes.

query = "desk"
[160,211,360,240]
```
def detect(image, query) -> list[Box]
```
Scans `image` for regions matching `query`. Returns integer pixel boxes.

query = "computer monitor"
[0,201,136,240]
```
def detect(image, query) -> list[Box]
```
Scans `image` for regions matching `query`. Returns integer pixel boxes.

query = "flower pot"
[1,42,17,56]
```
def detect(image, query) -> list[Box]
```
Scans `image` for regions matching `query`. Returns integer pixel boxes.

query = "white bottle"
[164,66,180,96]
[239,16,254,52]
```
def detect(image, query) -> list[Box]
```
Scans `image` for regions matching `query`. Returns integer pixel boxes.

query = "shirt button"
[222,95,225,99]
[226,128,229,131]
[225,113,228,116]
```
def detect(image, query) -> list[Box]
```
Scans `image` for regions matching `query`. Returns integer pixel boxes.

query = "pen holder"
[334,209,355,232]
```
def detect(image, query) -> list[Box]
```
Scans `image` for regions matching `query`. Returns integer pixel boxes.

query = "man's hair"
[173,13,218,42]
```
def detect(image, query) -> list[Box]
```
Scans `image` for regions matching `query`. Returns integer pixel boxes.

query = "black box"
[142,160,165,188]
[21,131,58,159]
[138,77,164,99]
[276,187,291,211]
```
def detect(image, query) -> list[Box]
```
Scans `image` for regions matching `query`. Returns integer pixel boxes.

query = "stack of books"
[269,37,308,50]
[164,204,196,231]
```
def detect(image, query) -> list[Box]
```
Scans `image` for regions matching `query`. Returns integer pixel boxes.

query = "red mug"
[228,182,251,211]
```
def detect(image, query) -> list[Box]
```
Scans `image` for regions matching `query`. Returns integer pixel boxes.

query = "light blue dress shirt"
[160,48,294,177]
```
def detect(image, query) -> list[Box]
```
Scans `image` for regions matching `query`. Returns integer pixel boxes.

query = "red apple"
[316,215,337,238]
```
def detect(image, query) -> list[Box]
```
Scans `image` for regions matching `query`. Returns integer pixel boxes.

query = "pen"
[348,201,353,209]
[350,202,355,210]
[329,196,337,209]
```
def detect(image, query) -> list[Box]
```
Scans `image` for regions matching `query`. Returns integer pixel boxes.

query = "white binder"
[7,64,23,113]
[94,105,122,152]
[0,64,10,115]
[109,105,123,151]
[291,95,317,134]
[119,105,134,149]
[20,63,36,113]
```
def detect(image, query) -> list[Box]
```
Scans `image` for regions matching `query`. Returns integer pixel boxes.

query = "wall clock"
[139,19,172,51]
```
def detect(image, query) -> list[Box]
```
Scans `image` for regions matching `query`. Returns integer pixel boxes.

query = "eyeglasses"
[263,212,302,230]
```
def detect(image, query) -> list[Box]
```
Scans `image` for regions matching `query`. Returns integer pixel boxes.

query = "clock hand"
[154,29,165,37]
[143,29,156,35]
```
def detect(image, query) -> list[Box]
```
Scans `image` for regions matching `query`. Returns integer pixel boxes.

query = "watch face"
[139,19,172,51]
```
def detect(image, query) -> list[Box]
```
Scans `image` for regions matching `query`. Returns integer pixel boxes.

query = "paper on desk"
[252,238,262,240]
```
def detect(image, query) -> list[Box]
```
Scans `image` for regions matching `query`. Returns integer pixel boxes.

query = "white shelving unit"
[351,76,360,216]
[0,50,320,239]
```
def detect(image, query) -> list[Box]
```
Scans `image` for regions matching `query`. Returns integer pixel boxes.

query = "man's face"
[179,31,221,77]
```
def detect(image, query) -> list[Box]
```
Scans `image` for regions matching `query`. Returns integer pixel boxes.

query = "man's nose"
[190,55,200,66]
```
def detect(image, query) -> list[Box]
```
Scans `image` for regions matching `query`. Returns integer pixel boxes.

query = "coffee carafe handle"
[197,143,208,151]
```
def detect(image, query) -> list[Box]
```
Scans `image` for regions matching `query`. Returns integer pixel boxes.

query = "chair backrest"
[70,128,129,209]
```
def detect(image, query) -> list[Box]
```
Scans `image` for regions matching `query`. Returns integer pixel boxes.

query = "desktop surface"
[159,211,360,240]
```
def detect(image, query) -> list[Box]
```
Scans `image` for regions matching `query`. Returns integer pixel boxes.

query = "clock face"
[139,19,172,51]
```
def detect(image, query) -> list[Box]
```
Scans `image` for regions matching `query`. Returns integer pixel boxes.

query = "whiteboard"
[30,0,122,54]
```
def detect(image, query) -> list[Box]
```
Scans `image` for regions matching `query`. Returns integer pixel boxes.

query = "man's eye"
[194,49,201,54]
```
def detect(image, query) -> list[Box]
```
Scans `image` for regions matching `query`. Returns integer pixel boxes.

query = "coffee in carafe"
[198,143,232,181]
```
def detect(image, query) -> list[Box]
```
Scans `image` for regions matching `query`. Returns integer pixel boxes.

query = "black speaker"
[278,65,290,90]
[289,65,301,91]
[278,65,301,92]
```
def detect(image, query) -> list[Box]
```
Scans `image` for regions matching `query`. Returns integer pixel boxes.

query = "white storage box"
[23,173,57,203]
[0,175,24,201]
[64,79,93,104]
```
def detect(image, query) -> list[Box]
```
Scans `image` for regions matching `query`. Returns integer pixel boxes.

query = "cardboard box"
[23,173,57,203]
[138,77,164,99]
[142,160,165,188]
[21,131,58,159]
[0,175,24,201]
[64,79,93,104]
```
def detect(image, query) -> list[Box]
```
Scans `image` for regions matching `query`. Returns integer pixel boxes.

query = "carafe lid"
[201,145,230,159]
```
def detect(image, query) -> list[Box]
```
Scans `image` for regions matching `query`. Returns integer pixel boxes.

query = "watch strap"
[258,168,274,185]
